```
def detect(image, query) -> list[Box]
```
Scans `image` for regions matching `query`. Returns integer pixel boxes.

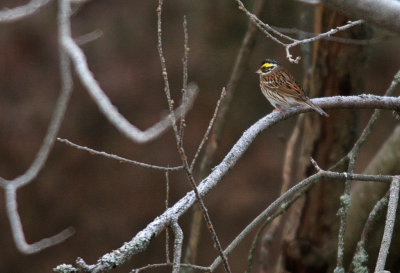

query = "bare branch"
[322,0,400,33]
[156,2,231,272]
[334,68,400,272]
[285,20,364,63]
[5,187,74,254]
[184,0,265,266]
[178,15,189,147]
[74,29,103,45]
[271,25,397,45]
[57,138,183,171]
[375,176,400,273]
[246,186,308,273]
[0,0,75,254]
[60,0,198,144]
[127,263,210,273]
[349,191,389,273]
[0,0,51,23]
[55,94,400,272]
[190,87,226,171]
[165,171,171,264]
[234,0,365,63]
[171,222,183,273]
[0,11,73,189]
[295,0,321,4]
[210,163,394,271]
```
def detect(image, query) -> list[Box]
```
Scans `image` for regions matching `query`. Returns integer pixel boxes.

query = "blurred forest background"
[0,0,400,272]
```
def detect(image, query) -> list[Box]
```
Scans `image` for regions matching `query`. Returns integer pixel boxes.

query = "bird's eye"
[260,62,275,73]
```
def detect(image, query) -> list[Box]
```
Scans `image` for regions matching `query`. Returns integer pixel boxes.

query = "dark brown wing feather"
[273,67,307,100]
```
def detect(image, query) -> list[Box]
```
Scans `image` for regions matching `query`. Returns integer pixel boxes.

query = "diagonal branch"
[54,94,400,272]
[374,176,400,273]
[57,138,183,171]
[0,0,52,23]
[234,0,364,63]
[60,1,198,144]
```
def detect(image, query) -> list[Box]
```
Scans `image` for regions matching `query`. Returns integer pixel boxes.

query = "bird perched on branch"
[256,59,328,117]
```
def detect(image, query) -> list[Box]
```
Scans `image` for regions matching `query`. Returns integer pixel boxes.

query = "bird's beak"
[256,69,262,75]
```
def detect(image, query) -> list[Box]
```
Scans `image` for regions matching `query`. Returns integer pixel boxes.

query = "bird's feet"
[273,108,286,117]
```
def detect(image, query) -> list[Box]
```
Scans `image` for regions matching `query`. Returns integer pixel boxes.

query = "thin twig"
[185,0,266,267]
[333,69,400,270]
[349,191,389,273]
[360,191,390,242]
[130,263,211,273]
[55,94,400,272]
[271,25,397,45]
[156,2,231,272]
[74,29,103,45]
[331,69,400,172]
[156,0,180,139]
[210,160,394,271]
[245,185,309,273]
[190,87,226,171]
[234,0,292,45]
[374,176,400,273]
[285,20,364,63]
[234,0,365,63]
[178,15,189,147]
[57,138,183,171]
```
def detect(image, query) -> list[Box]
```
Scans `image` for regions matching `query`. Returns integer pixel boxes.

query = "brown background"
[0,0,399,272]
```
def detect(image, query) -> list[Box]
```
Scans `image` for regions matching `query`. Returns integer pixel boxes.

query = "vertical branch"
[184,0,266,268]
[374,176,400,273]
[156,2,231,272]
[190,87,226,172]
[171,221,184,273]
[349,191,389,272]
[156,0,179,139]
[165,170,171,263]
[178,16,189,146]
[1,0,75,254]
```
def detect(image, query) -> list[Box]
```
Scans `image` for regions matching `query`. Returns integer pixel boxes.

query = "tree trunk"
[275,7,370,273]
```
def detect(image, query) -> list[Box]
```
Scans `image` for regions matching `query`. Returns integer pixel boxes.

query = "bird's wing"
[275,67,308,101]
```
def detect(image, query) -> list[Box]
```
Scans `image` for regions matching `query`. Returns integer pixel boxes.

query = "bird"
[256,59,329,117]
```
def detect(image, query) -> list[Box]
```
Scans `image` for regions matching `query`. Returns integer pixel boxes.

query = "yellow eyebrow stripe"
[261,62,274,69]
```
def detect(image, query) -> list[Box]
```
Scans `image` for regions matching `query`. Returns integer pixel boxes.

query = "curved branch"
[60,3,198,144]
[0,0,74,254]
[54,95,400,272]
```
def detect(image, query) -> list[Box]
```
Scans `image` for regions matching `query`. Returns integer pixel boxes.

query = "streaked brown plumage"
[256,59,328,117]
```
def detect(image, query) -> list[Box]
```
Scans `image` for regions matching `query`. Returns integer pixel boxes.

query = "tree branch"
[322,0,400,33]
[375,176,400,273]
[54,94,400,272]
[57,138,183,171]
[60,0,198,144]
[0,0,51,23]
[0,0,74,254]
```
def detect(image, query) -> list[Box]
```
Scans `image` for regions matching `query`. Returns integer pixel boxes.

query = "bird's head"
[256,59,279,75]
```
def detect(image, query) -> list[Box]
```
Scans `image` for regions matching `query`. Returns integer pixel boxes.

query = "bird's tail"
[305,100,329,117]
